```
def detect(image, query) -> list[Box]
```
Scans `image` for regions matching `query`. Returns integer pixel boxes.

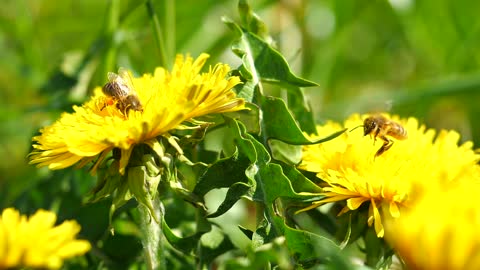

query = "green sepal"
[90,159,122,202]
[126,154,161,223]
[109,174,133,234]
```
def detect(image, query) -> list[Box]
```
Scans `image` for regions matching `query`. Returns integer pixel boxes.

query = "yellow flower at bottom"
[29,53,245,174]
[0,208,91,269]
[386,183,480,270]
[298,113,480,237]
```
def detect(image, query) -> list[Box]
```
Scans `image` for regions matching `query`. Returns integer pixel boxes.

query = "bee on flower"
[100,68,144,117]
[29,54,245,175]
[28,53,246,221]
[351,114,408,157]
[298,113,480,238]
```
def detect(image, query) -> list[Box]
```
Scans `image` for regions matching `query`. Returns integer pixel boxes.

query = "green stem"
[103,0,120,77]
[138,196,165,270]
[165,0,175,61]
[146,0,168,68]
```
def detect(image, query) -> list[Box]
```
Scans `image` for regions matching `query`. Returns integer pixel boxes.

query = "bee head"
[363,117,377,136]
[125,96,143,112]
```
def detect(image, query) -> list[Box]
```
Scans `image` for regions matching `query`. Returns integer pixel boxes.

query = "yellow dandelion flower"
[298,113,480,237]
[0,208,91,270]
[386,182,480,270]
[29,54,245,174]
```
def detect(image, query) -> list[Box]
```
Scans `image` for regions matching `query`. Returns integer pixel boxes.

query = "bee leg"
[371,127,381,145]
[375,136,393,157]
[124,105,131,117]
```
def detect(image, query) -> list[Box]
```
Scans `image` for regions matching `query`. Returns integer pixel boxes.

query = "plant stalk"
[138,196,165,270]
[146,0,168,68]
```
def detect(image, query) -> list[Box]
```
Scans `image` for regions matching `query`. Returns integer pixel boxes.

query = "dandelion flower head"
[29,54,245,174]
[299,113,480,237]
[0,208,91,269]
[386,182,480,270]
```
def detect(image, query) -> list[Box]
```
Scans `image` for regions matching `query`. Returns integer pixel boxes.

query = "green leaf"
[206,182,251,218]
[224,18,318,88]
[269,140,302,165]
[170,184,207,211]
[363,227,394,269]
[286,86,317,134]
[280,217,355,269]
[235,121,271,165]
[238,225,254,240]
[197,118,330,259]
[161,218,206,254]
[335,207,369,245]
[257,93,346,145]
[237,0,270,39]
[253,162,302,205]
[221,234,294,270]
[225,119,322,227]
[282,220,338,261]
[73,199,111,242]
[193,150,253,197]
[193,147,255,218]
[222,120,349,268]
[252,217,276,249]
[224,117,321,203]
[102,232,143,267]
[224,102,261,135]
[279,163,322,194]
[198,226,236,267]
[234,79,256,103]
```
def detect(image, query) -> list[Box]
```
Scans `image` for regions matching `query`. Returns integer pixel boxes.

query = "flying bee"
[351,115,408,157]
[101,68,143,116]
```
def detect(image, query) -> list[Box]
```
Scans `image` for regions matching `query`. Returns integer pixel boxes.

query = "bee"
[101,68,143,116]
[351,115,408,157]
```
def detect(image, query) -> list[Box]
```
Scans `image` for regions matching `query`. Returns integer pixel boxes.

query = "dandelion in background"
[386,183,480,270]
[298,113,480,237]
[0,208,90,269]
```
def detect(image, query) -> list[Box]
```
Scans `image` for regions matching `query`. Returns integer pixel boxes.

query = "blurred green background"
[2,0,480,207]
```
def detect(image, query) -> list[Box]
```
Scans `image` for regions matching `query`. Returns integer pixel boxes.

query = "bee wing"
[107,71,119,82]
[384,99,393,112]
[118,67,137,95]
